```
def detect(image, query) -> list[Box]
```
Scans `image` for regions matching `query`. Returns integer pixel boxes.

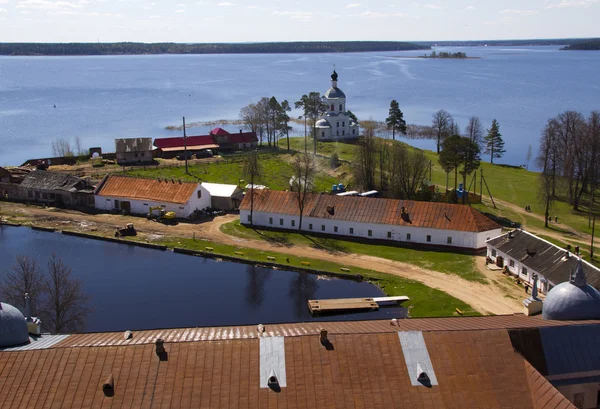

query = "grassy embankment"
[221,219,485,283]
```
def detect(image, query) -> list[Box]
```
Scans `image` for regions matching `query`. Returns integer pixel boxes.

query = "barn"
[94,175,210,218]
[239,190,502,250]
[201,182,244,210]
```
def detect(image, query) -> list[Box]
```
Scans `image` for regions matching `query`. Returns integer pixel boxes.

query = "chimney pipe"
[102,374,114,397]
[24,293,32,322]
[155,338,165,356]
[320,329,328,345]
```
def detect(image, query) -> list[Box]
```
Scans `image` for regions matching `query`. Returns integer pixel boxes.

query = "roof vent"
[102,374,114,397]
[157,177,161,183]
[155,338,168,361]
[171,178,175,183]
[508,231,514,239]
[326,206,335,216]
[565,251,571,259]
[267,369,281,392]
[320,328,333,350]
[124,330,133,340]
[257,324,265,334]
[416,363,432,387]
[401,207,410,223]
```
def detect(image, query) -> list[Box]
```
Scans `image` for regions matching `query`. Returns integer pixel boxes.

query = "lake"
[1,46,598,167]
[0,226,405,332]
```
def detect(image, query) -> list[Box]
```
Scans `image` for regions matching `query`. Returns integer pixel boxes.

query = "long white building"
[94,175,210,218]
[240,190,502,250]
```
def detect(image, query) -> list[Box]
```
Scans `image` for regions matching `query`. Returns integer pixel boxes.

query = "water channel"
[0,226,406,332]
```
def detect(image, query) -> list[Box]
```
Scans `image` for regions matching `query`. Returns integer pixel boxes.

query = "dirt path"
[1,202,523,315]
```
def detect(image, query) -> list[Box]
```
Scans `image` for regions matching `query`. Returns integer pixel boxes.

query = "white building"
[94,175,210,218]
[315,70,360,141]
[240,190,502,250]
[201,182,244,210]
[486,229,600,294]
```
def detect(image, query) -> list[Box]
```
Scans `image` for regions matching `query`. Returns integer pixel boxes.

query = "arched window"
[330,104,334,111]
[339,104,342,111]
[321,131,325,138]
[352,129,355,135]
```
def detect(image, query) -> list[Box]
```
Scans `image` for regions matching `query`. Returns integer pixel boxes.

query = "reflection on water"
[0,227,407,332]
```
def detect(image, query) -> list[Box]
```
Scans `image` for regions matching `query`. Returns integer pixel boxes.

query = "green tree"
[459,138,481,204]
[243,150,262,226]
[483,119,506,164]
[385,100,407,141]
[295,92,327,154]
[438,135,464,192]
[347,110,358,124]
[279,100,292,151]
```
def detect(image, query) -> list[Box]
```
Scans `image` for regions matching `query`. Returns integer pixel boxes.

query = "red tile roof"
[95,175,198,204]
[2,319,583,409]
[240,190,502,233]
[153,135,217,150]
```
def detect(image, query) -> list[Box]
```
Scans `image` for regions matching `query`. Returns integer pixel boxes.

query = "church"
[315,70,360,141]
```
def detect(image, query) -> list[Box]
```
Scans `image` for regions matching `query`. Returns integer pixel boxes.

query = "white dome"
[315,119,331,128]
[324,87,346,99]
[0,302,29,347]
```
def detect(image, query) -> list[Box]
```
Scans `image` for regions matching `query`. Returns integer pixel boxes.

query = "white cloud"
[0,0,8,4]
[0,7,7,13]
[272,10,312,21]
[354,10,407,18]
[346,3,361,8]
[16,0,84,10]
[464,6,475,10]
[501,9,538,16]
[216,2,235,6]
[546,0,598,7]
[424,4,441,9]
[176,8,185,12]
[247,5,259,8]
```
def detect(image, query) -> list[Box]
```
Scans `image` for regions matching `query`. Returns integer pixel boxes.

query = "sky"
[0,0,598,43]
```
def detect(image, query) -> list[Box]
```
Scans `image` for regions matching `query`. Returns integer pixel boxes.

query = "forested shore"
[0,41,429,56]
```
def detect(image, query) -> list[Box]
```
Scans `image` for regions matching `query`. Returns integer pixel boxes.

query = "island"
[561,38,600,50]
[0,41,430,56]
[420,51,477,59]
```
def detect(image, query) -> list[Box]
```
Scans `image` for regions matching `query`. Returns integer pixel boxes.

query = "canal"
[0,226,406,332]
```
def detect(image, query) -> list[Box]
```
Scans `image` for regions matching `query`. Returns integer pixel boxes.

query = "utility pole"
[591,216,596,259]
[183,116,188,175]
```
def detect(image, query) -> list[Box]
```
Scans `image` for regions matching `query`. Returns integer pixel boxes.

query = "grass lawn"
[220,220,486,283]
[139,234,478,317]
[125,152,338,192]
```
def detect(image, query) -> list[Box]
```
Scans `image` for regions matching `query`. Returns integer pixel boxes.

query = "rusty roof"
[240,191,502,232]
[95,175,199,204]
[0,325,571,409]
[525,362,576,409]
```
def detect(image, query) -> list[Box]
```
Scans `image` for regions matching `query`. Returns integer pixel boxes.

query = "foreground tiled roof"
[240,190,502,233]
[95,175,198,204]
[487,230,600,289]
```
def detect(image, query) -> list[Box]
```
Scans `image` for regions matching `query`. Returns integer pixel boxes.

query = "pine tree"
[385,100,407,141]
[484,119,506,164]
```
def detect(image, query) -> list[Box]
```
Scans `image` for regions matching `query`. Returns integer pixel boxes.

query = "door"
[114,200,120,210]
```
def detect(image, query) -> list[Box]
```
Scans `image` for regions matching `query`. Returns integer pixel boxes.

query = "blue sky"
[0,0,598,42]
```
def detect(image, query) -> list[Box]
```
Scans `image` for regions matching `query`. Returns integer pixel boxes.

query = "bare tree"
[243,150,262,226]
[389,145,429,199]
[74,136,85,157]
[525,145,532,170]
[431,110,453,154]
[51,137,73,157]
[291,153,316,231]
[537,121,559,227]
[42,254,90,333]
[0,255,44,315]
[353,122,377,191]
[465,116,484,145]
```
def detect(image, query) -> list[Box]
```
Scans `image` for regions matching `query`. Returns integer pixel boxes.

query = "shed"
[115,138,153,165]
[201,182,244,210]
[18,170,95,206]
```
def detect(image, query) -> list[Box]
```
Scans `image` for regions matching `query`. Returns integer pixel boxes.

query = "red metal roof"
[153,135,217,150]
[96,175,198,204]
[240,191,502,233]
[227,132,259,144]
[210,127,230,136]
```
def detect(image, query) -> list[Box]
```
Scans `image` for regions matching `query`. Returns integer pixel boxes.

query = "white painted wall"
[241,209,492,250]
[95,184,210,218]
[486,245,554,293]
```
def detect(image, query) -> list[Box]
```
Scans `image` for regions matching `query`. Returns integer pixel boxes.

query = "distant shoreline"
[398,56,482,60]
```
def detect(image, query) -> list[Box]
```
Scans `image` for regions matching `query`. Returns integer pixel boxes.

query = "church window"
[339,104,342,111]
[330,105,334,111]
[321,132,325,138]
[342,130,345,136]
[352,129,356,135]
[336,122,339,127]
[336,131,339,136]
[342,122,345,127]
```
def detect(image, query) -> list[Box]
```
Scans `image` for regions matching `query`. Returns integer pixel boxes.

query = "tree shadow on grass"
[302,235,349,254]
[254,229,293,247]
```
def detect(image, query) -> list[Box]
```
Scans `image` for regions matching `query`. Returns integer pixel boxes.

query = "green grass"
[140,234,479,317]
[125,152,338,192]
[221,220,486,283]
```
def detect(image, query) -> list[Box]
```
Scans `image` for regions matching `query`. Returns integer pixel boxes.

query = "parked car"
[195,150,213,159]
[176,151,194,160]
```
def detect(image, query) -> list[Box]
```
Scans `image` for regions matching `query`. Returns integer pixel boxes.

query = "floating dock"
[308,296,409,315]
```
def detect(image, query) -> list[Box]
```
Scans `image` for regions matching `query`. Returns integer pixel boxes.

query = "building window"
[339,104,342,111]
[321,131,325,138]
[336,122,339,127]
[269,217,273,225]
[321,225,325,231]
[368,230,372,237]
[106,198,111,202]
[522,267,528,277]
[330,104,334,111]
[334,226,338,233]
[280,219,283,226]
[134,153,138,158]
[406,233,411,240]
[427,235,432,243]
[342,121,345,127]
[491,249,497,257]
[352,129,356,135]
[349,227,354,235]
[197,191,202,198]
[447,237,452,244]
[179,206,184,210]
[143,203,148,206]
[387,232,392,239]
[342,130,345,136]
[509,260,515,267]
[309,223,313,230]
[291,220,295,227]
[247,215,252,223]
[336,131,339,136]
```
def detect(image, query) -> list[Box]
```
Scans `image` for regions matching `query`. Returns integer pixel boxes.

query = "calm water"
[0,226,405,332]
[1,46,599,167]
